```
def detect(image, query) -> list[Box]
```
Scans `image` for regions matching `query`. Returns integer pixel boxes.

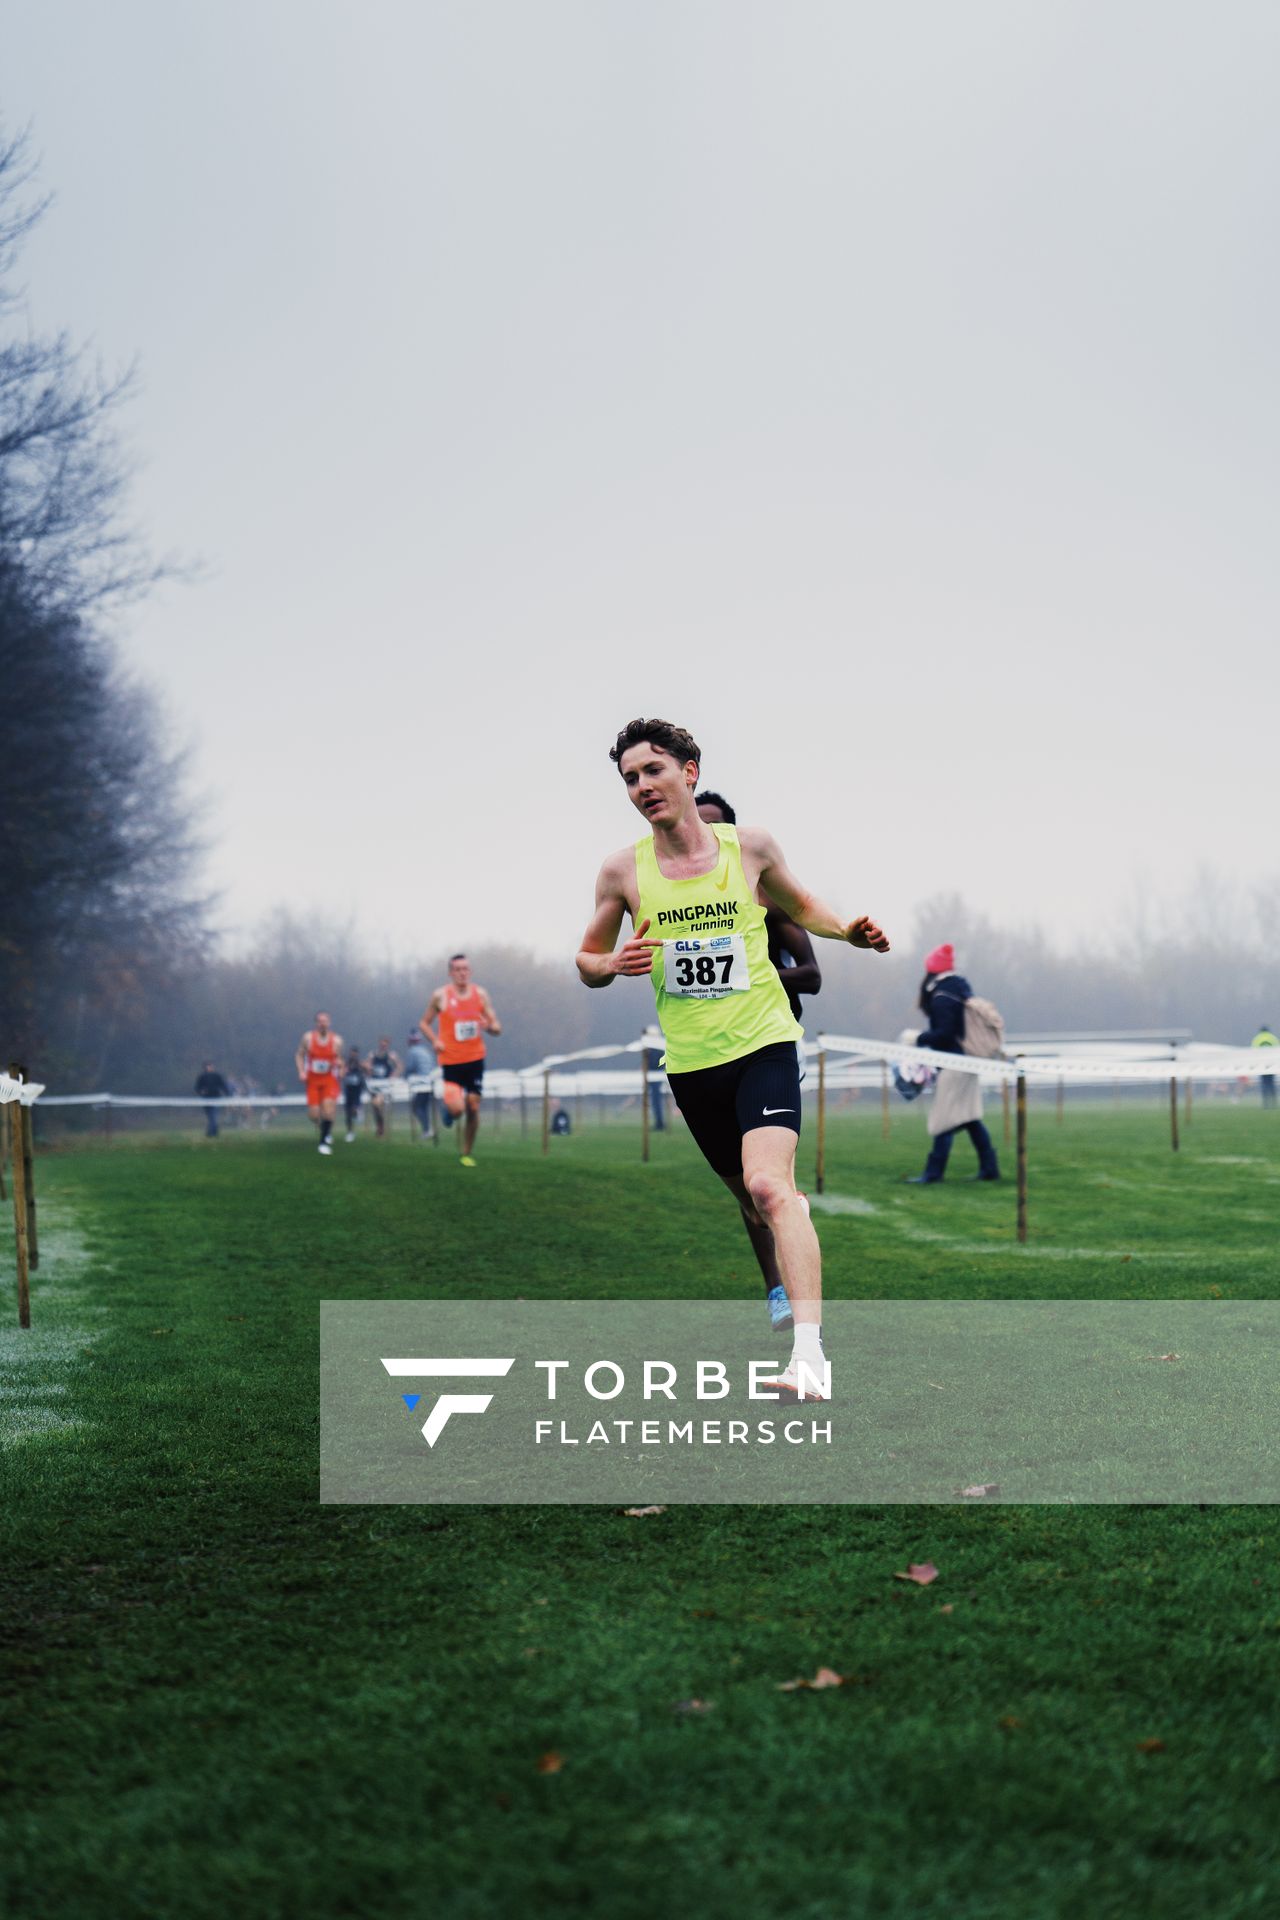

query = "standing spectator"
[194,1061,231,1138]
[905,942,1000,1184]
[405,1028,436,1141]
[1252,1023,1278,1108]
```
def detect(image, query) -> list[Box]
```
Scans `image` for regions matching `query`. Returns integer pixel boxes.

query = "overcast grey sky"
[9,3,1279,963]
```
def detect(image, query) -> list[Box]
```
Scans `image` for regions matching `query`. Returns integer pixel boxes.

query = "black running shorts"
[442,1060,485,1095]
[667,1040,802,1179]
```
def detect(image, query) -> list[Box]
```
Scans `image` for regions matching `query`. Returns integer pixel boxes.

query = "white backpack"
[962,995,1006,1060]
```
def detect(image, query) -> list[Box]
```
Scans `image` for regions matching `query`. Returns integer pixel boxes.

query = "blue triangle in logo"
[402,1393,420,1411]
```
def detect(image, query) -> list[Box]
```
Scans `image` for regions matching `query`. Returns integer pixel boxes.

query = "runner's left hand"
[846,914,890,952]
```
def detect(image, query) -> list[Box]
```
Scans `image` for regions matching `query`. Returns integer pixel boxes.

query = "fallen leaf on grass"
[998,1715,1023,1733]
[960,1484,1001,1500]
[1135,1738,1166,1755]
[927,1381,945,1391]
[937,1603,954,1615]
[674,1698,713,1714]
[894,1562,939,1585]
[535,1751,564,1774]
[149,1328,174,1337]
[622,1505,667,1517]
[777,1666,849,1691]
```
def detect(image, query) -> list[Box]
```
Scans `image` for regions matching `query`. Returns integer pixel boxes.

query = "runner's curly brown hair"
[608,717,701,770]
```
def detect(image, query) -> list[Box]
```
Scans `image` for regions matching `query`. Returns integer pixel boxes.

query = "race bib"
[309,1057,333,1075]
[453,1020,479,1043]
[662,934,750,998]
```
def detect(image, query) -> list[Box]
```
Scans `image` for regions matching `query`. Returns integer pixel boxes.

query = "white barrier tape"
[32,1032,1280,1108]
[0,1072,45,1106]
[819,1034,1280,1085]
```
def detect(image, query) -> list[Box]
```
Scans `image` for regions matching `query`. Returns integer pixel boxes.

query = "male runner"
[342,1046,368,1142]
[421,955,502,1167]
[365,1035,402,1139]
[696,789,823,1334]
[295,1011,344,1155]
[577,719,889,1399]
[405,1028,437,1141]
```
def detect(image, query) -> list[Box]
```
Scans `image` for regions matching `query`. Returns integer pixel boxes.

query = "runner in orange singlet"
[421,955,501,1167]
[295,1010,345,1156]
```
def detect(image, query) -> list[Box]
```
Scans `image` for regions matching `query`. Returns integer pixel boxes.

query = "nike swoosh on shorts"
[762,1106,794,1116]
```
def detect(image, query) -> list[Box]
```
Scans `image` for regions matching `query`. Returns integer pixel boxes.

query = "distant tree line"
[56,878,1280,1096]
[0,128,206,1074]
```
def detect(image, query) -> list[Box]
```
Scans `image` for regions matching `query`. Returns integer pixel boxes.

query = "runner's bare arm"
[576,853,660,987]
[771,915,823,995]
[747,828,891,951]
[479,989,502,1035]
[296,1032,309,1081]
[420,992,443,1049]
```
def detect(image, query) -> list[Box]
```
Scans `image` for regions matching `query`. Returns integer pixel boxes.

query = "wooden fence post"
[1016,1070,1028,1246]
[641,1049,650,1163]
[1002,1077,1011,1148]
[816,1041,827,1194]
[1169,1075,1180,1152]
[10,1105,31,1329]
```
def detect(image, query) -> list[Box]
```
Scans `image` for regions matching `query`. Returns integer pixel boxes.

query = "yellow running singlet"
[634,823,803,1073]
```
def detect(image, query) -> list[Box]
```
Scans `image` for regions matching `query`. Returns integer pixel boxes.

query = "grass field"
[2,1104,1279,1917]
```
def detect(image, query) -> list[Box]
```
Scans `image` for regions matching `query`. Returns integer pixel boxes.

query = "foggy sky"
[9,2,1279,967]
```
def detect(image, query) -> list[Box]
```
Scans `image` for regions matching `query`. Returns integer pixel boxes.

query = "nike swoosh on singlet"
[762,1106,795,1116]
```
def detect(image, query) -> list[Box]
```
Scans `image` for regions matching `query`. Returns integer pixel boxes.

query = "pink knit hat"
[924,942,955,975]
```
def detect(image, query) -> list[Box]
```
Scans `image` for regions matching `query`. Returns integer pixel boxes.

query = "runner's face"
[619,744,697,828]
[696,801,725,824]
[316,1014,330,1035]
[450,960,470,990]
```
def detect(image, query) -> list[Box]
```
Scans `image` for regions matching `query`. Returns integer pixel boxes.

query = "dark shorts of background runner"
[667,1040,801,1179]
[442,1061,485,1096]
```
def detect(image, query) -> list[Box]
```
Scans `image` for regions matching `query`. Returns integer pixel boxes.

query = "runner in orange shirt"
[421,955,501,1167]
[295,1010,345,1156]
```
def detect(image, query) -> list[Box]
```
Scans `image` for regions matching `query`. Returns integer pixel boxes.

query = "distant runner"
[577,718,890,1399]
[295,1011,344,1156]
[404,1028,437,1142]
[342,1046,368,1142]
[696,789,822,1333]
[365,1035,402,1139]
[421,955,502,1167]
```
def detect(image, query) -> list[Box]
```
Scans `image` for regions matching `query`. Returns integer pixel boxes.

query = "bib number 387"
[663,935,750,999]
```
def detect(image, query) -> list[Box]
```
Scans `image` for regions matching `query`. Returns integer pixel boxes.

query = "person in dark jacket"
[195,1062,232,1137]
[905,943,1000,1184]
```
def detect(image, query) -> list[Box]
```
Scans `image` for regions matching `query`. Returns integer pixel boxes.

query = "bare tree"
[0,128,207,1067]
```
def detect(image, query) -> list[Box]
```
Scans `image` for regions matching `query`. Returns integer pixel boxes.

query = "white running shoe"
[755,1357,829,1403]
[318,1142,333,1155]
[345,1131,355,1143]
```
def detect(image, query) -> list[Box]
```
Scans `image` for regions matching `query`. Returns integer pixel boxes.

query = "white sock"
[791,1322,823,1365]
[790,1321,826,1394]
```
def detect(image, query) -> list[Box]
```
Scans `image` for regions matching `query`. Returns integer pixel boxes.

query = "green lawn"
[2,1104,1279,1917]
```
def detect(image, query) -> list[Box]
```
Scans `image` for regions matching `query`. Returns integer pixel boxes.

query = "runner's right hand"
[613,917,663,977]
